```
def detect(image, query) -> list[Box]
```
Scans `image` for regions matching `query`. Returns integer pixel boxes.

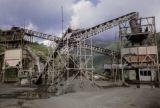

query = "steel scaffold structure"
[37,12,139,87]
[119,16,159,84]
[0,27,59,83]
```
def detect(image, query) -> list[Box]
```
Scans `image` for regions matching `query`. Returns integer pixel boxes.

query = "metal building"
[119,16,159,84]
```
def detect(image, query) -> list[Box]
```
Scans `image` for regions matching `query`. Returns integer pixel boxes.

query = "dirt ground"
[0,83,160,108]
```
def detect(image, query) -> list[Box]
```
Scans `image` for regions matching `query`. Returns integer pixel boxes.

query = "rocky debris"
[55,76,99,95]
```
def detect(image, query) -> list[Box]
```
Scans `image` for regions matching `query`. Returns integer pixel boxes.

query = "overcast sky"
[0,0,160,43]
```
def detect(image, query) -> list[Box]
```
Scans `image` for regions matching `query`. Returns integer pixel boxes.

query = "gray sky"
[0,0,160,41]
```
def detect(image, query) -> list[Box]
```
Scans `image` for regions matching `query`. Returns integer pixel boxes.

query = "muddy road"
[0,83,160,108]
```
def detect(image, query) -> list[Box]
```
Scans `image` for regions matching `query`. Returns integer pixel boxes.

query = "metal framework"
[0,27,58,83]
[2,12,153,87]
[36,12,139,88]
[82,44,119,57]
[119,16,159,83]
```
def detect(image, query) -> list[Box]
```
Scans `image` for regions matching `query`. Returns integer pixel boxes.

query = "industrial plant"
[0,11,160,108]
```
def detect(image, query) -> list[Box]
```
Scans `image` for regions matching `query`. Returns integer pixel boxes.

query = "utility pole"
[61,6,64,35]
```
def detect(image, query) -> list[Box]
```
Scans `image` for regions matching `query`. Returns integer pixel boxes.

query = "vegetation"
[29,42,49,60]
[92,39,119,74]
[0,30,5,53]
[0,45,5,53]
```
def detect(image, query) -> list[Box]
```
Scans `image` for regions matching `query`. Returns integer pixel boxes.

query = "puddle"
[0,90,55,100]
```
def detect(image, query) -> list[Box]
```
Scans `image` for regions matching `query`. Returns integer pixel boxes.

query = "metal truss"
[37,12,139,86]
[81,44,119,57]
